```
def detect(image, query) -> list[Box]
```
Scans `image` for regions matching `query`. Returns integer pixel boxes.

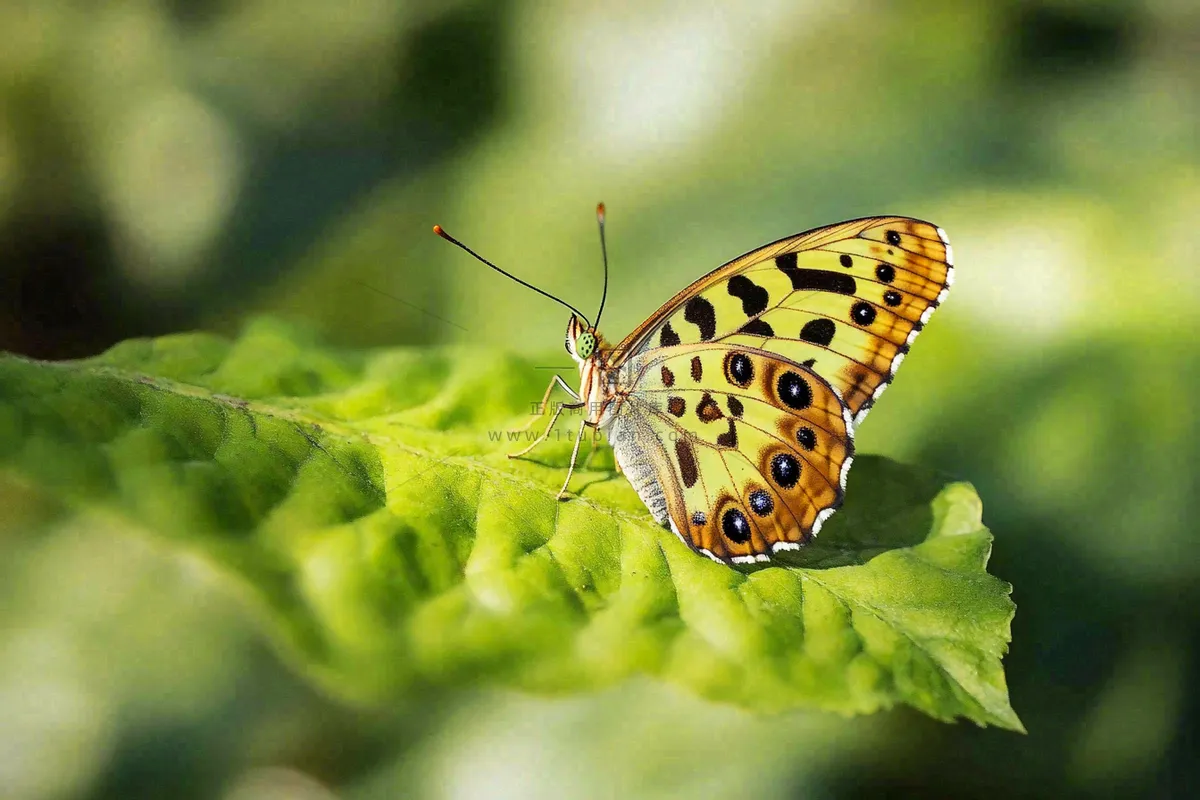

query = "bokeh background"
[2,1,1198,797]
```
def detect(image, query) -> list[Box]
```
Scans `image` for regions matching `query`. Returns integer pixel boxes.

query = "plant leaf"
[0,318,1022,730]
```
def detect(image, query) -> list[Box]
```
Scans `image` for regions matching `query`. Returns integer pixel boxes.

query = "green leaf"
[0,318,1022,730]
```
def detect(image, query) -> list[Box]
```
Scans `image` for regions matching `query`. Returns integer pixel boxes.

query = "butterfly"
[434,208,952,564]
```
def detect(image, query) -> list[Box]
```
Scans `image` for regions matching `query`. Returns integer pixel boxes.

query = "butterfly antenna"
[433,225,592,327]
[593,202,610,331]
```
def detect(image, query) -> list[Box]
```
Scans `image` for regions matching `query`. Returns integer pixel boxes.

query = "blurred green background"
[2,0,1198,797]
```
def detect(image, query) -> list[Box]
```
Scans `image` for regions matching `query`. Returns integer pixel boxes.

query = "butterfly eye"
[576,332,596,359]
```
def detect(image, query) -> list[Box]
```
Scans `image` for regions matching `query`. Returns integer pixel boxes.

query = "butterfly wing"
[609,344,854,563]
[606,216,952,425]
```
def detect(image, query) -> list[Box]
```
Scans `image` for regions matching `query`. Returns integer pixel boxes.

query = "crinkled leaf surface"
[0,318,1022,730]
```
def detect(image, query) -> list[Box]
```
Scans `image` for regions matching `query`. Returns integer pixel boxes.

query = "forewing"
[608,217,953,424]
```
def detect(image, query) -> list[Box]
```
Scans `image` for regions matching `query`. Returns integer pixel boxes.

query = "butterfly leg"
[556,419,594,500]
[580,425,606,470]
[581,431,598,470]
[513,374,581,433]
[508,400,585,459]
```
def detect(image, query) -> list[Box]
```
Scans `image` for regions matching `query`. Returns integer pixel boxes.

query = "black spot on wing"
[660,322,681,347]
[779,267,857,295]
[676,439,699,488]
[727,275,770,316]
[716,419,738,448]
[690,356,703,381]
[726,395,744,417]
[771,453,801,488]
[684,296,717,341]
[722,508,751,543]
[738,319,774,337]
[777,371,813,410]
[748,489,773,516]
[852,302,877,326]
[799,318,836,346]
[725,352,754,387]
[796,426,817,451]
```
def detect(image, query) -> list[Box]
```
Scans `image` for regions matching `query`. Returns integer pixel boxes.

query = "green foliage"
[0,318,1021,730]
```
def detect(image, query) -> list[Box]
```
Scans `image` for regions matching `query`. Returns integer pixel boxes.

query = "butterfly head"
[565,315,599,363]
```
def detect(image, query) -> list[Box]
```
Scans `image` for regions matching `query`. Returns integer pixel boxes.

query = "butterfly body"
[443,214,953,565]
[567,328,678,534]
